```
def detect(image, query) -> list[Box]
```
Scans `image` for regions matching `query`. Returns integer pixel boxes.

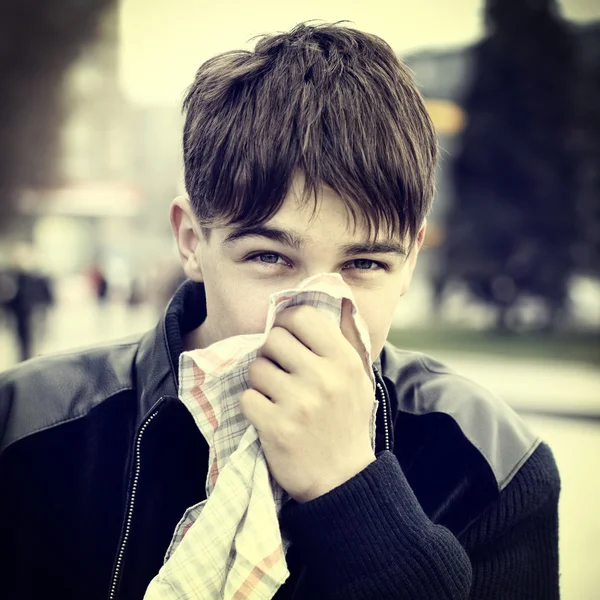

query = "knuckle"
[264,326,286,351]
[315,370,338,398]
[299,305,321,326]
[294,400,315,426]
[247,361,258,383]
[247,357,266,385]
[339,346,364,372]
[239,389,254,416]
[277,308,296,329]
[271,325,289,342]
[239,388,250,405]
[318,377,339,399]
[280,305,312,326]
[272,420,296,448]
[294,304,313,318]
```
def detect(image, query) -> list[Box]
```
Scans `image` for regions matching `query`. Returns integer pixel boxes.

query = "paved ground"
[1,298,599,598]
[525,414,600,600]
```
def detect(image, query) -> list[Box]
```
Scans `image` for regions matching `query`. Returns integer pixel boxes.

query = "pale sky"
[118,0,600,106]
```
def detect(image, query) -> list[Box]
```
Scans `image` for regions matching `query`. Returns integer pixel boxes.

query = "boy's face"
[171,176,425,360]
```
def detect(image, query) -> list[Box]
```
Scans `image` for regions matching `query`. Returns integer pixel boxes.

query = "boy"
[0,22,559,599]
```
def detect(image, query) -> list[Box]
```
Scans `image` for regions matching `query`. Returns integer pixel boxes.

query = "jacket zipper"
[108,408,161,600]
[374,367,391,452]
[107,376,390,598]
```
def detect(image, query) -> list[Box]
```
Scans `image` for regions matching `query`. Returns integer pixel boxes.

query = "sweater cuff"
[280,451,471,598]
[280,451,429,567]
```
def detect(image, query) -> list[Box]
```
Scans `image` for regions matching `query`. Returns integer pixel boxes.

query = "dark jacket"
[0,281,560,599]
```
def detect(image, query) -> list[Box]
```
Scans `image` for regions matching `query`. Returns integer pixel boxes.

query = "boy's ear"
[400,220,427,296]
[415,220,427,252]
[170,196,204,282]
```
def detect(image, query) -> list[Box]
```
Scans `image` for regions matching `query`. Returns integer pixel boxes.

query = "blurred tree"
[573,22,600,278]
[0,0,114,232]
[438,0,578,331]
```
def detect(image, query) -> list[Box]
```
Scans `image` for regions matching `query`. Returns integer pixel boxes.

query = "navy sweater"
[279,445,559,598]
[0,280,560,599]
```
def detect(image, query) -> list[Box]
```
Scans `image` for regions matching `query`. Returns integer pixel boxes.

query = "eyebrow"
[222,225,305,251]
[339,241,407,257]
[222,224,406,257]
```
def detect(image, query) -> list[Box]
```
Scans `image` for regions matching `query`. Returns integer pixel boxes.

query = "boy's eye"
[249,252,288,265]
[345,259,385,271]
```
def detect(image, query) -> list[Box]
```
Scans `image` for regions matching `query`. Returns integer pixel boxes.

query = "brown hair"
[182,22,437,247]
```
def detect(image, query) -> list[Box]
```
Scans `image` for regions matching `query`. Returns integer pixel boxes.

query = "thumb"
[340,298,370,373]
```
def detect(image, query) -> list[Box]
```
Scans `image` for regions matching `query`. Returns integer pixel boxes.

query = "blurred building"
[12,5,135,282]
[130,105,183,246]
[10,4,183,297]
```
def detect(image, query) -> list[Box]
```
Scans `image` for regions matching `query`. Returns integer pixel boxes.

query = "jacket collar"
[135,280,207,420]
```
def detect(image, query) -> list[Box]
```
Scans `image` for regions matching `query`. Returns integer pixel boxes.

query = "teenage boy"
[0,22,559,600]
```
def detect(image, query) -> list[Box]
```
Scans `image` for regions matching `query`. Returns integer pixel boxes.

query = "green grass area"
[386,327,600,366]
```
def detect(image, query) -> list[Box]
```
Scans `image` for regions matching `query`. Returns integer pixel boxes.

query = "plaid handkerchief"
[144,273,377,600]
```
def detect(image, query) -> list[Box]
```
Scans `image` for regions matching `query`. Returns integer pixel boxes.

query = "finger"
[259,326,315,374]
[239,388,278,432]
[273,305,340,357]
[340,298,370,373]
[247,356,293,404]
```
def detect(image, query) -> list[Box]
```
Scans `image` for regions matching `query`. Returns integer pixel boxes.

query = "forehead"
[218,191,408,257]
[274,189,360,232]
[243,184,401,243]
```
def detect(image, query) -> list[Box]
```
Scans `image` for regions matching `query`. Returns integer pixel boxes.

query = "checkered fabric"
[144,273,377,600]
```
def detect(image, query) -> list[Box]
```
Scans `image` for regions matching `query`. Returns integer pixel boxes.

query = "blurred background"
[0,0,598,596]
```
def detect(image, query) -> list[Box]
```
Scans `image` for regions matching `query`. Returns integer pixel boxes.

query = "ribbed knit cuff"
[280,451,472,599]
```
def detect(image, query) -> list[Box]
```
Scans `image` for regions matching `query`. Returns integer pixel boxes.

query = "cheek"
[361,309,395,359]
[354,286,404,358]
[203,268,271,336]
[225,289,272,335]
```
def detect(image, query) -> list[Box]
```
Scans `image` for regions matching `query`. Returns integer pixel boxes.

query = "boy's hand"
[240,299,376,503]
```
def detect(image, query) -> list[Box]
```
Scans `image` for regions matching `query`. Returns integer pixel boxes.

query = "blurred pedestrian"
[30,271,54,340]
[88,264,109,303]
[0,246,53,361]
